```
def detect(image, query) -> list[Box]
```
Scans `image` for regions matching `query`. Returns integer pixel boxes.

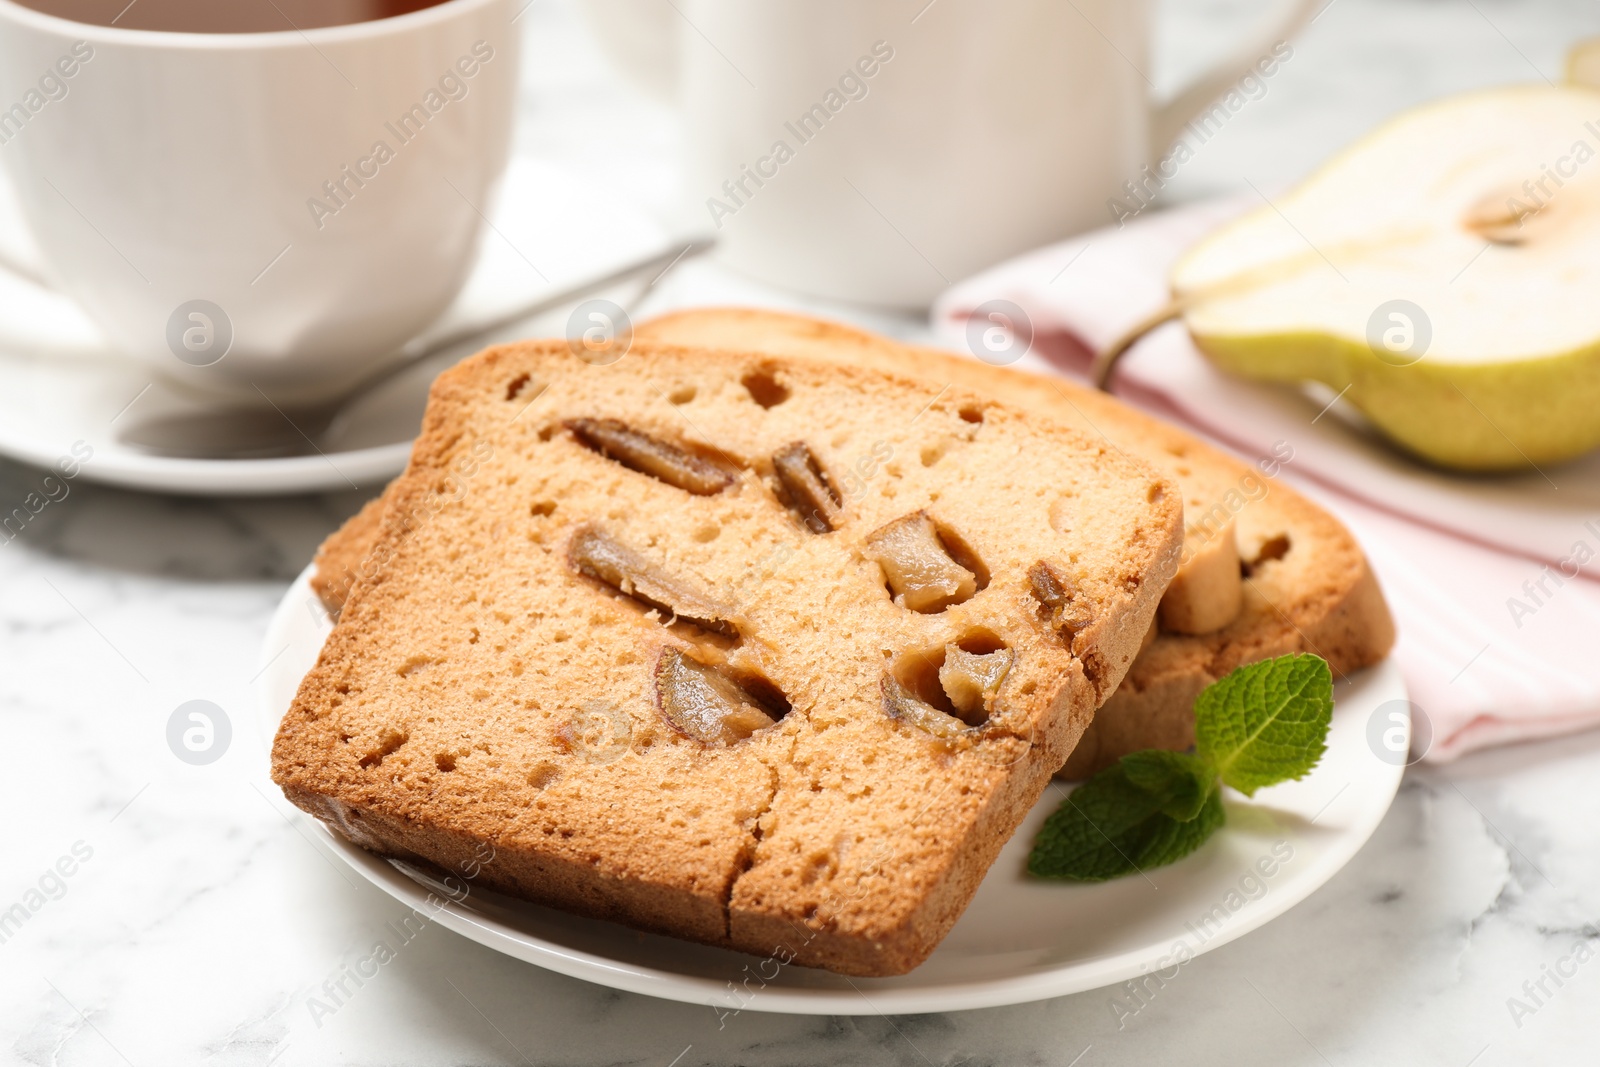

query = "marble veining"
[4,0,1599,1063]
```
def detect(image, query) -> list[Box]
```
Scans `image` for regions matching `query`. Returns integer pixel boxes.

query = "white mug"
[585,0,1319,308]
[0,0,519,403]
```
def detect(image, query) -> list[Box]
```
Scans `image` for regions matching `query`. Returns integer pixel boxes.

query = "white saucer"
[0,158,666,496]
[257,564,1408,1014]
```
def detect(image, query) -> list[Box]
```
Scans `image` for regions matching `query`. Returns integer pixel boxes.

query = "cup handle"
[1148,0,1324,160]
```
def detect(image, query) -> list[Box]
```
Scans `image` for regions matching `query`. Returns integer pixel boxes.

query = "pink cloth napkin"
[933,200,1600,762]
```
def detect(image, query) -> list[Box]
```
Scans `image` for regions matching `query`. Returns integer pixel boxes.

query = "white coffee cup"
[583,0,1319,308]
[0,0,519,403]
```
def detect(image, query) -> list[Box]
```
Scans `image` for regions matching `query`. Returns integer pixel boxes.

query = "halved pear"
[1172,86,1600,470]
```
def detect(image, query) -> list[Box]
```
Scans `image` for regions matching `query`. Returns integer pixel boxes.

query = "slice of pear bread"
[273,341,1182,975]
[632,310,1394,779]
[311,310,1395,780]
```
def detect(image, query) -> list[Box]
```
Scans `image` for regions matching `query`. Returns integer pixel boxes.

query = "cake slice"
[312,309,1393,779]
[273,340,1182,975]
[630,310,1395,777]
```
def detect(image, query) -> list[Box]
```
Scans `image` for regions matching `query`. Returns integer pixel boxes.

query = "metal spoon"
[116,236,714,460]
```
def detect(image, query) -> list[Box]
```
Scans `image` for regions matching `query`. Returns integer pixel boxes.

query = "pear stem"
[1091,300,1185,391]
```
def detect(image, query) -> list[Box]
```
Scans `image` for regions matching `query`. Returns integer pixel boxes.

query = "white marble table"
[5,1,1599,1064]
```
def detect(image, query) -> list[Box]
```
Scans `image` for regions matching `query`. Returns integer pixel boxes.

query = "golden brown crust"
[309,492,387,616]
[274,340,1181,975]
[310,308,1394,779]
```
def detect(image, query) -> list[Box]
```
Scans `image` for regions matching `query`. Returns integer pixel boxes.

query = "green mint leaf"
[1030,655,1335,884]
[1136,785,1225,869]
[1194,653,1333,797]
[1028,758,1223,882]
[1120,749,1216,822]
[1027,764,1164,881]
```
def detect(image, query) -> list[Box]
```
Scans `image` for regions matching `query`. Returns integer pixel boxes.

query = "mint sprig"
[1196,652,1332,796]
[1029,654,1333,882]
[1120,750,1215,821]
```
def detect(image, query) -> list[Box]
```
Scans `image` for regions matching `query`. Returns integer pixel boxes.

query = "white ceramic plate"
[0,158,666,496]
[258,565,1407,1014]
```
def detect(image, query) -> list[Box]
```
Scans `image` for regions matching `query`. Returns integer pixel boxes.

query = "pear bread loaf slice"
[273,341,1183,975]
[311,310,1394,779]
[627,311,1394,777]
